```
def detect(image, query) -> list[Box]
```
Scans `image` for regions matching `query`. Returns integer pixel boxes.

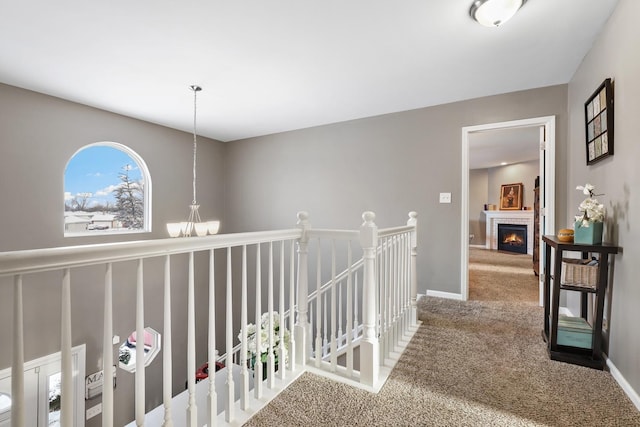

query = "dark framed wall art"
[585,78,614,165]
[499,183,523,210]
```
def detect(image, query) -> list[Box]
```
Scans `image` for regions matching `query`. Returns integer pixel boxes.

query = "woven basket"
[561,258,598,289]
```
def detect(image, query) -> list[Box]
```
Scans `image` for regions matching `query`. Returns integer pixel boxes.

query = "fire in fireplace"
[497,224,527,254]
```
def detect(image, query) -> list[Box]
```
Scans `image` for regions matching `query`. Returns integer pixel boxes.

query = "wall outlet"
[86,403,102,420]
[439,192,452,203]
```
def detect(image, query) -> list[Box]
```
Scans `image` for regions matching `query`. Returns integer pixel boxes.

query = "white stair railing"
[0,210,417,426]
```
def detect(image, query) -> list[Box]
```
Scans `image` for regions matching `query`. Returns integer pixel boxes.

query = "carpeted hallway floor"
[244,249,640,426]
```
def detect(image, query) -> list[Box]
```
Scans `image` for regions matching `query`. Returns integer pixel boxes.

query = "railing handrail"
[307,229,359,240]
[0,229,302,277]
[378,225,414,238]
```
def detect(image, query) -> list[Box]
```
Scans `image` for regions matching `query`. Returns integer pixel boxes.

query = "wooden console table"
[541,235,619,369]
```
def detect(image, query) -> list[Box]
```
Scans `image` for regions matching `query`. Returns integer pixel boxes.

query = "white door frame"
[0,345,86,427]
[461,116,556,302]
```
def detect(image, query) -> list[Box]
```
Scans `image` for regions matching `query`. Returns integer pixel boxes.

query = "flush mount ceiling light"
[470,0,527,27]
[166,85,220,237]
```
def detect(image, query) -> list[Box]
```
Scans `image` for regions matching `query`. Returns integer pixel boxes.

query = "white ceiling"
[0,0,619,142]
[469,126,540,169]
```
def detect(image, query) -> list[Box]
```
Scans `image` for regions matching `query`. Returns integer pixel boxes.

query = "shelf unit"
[541,235,619,369]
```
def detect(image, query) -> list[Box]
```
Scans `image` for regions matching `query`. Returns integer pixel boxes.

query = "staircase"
[0,211,418,426]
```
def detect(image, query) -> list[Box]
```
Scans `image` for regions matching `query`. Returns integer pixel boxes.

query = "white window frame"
[64,142,152,237]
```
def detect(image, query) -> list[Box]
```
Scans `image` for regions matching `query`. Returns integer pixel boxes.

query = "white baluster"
[315,241,322,367]
[294,212,310,367]
[12,275,25,427]
[330,240,337,370]
[392,237,398,348]
[209,249,219,424]
[61,268,73,427]
[186,252,197,427]
[225,247,235,422]
[135,260,145,427]
[338,281,343,349]
[240,246,249,411]
[267,242,275,389]
[162,256,174,427]
[103,264,114,427]
[404,233,410,331]
[288,240,296,371]
[322,293,328,358]
[279,242,286,380]
[353,271,359,340]
[346,241,353,376]
[408,212,418,326]
[383,237,390,359]
[359,211,379,387]
[254,244,263,398]
[398,234,407,337]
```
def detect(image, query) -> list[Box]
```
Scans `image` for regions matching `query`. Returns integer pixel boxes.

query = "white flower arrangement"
[575,183,605,227]
[238,311,290,368]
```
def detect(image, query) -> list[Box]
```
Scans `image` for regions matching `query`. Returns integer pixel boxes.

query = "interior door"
[0,368,39,427]
[0,347,84,427]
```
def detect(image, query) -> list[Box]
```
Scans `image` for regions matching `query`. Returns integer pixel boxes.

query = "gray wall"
[0,83,226,426]
[469,169,488,245]
[566,0,640,399]
[224,85,568,295]
[487,160,539,209]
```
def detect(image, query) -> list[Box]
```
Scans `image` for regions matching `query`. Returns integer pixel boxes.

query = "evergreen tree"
[114,164,144,228]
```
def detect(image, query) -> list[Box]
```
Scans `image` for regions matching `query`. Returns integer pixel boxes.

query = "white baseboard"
[555,309,640,411]
[606,355,640,411]
[425,290,463,300]
[469,244,486,249]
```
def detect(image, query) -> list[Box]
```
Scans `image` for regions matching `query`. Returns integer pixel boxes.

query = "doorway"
[461,116,556,303]
[0,345,85,427]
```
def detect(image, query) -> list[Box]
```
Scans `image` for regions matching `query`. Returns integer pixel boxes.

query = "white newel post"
[408,212,418,326]
[295,211,310,366]
[360,211,379,387]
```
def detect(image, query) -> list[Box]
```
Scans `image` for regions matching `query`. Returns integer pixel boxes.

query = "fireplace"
[497,224,528,254]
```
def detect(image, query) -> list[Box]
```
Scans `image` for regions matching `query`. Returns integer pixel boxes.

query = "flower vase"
[574,221,603,245]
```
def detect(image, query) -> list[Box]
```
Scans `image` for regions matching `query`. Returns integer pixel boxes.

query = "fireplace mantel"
[483,210,535,255]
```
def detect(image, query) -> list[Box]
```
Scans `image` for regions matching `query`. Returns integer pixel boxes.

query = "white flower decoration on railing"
[238,311,290,368]
[575,183,605,228]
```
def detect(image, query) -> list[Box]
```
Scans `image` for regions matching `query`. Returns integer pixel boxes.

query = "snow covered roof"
[92,214,115,221]
[65,215,91,224]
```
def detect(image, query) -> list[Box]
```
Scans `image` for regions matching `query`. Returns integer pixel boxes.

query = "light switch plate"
[439,192,452,203]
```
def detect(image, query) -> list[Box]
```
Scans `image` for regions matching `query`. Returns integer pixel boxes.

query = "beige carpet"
[244,249,640,426]
[469,247,539,303]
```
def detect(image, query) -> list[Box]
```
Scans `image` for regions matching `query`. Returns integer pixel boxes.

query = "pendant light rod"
[190,85,202,206]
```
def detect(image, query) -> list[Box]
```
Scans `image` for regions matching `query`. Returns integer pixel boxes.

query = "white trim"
[0,344,86,427]
[606,356,640,411]
[425,290,463,301]
[461,116,556,302]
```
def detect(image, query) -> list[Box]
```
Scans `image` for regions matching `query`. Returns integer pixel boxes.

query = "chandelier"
[166,85,220,237]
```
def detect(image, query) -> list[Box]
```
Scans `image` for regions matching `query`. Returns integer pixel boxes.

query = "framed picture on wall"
[500,183,523,210]
[585,78,614,165]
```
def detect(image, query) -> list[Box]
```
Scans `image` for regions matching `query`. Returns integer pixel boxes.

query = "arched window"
[64,142,151,236]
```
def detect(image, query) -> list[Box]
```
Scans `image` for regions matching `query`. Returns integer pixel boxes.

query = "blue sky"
[64,146,142,208]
